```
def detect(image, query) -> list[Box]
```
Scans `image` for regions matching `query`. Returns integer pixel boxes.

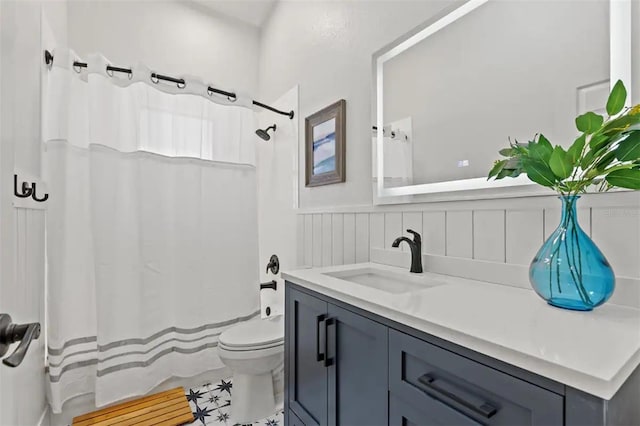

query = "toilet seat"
[219,340,283,352]
[219,315,283,351]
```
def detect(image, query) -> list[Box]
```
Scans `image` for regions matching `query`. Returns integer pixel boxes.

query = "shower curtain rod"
[43,50,295,119]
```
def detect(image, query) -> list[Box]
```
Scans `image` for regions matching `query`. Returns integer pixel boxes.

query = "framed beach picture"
[305,99,346,187]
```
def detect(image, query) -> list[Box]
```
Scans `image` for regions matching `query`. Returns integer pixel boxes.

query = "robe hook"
[13,175,48,203]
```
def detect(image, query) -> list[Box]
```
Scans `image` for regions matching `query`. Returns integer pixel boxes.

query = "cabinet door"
[286,287,328,426]
[289,409,307,426]
[327,303,388,426]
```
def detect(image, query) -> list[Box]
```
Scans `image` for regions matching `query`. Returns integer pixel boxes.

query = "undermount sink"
[323,267,443,294]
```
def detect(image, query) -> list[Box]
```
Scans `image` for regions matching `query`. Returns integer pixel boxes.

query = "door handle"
[324,317,335,367]
[417,373,498,419]
[0,314,41,368]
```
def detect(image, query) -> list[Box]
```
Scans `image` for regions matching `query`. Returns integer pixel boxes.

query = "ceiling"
[191,0,278,28]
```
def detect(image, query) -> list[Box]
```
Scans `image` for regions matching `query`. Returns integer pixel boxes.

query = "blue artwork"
[312,118,336,175]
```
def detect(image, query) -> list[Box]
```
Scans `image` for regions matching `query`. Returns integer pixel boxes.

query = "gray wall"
[68,0,260,96]
[259,1,640,304]
[260,0,638,209]
[259,0,452,208]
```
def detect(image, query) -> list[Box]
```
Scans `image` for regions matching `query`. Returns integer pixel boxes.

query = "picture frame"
[305,99,346,187]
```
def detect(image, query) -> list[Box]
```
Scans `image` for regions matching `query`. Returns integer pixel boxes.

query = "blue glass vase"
[529,196,615,311]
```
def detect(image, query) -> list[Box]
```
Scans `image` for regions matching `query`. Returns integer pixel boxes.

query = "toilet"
[218,315,284,424]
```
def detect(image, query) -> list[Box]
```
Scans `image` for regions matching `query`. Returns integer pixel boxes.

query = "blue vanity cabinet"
[285,281,639,426]
[285,286,388,426]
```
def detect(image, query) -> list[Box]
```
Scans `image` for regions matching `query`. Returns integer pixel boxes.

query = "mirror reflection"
[377,0,610,189]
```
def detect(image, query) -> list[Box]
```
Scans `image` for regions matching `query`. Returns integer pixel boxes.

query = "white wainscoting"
[295,192,640,307]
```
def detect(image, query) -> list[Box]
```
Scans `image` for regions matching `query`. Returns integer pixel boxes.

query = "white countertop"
[282,263,640,400]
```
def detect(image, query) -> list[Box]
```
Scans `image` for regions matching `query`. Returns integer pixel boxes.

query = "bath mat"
[72,387,194,426]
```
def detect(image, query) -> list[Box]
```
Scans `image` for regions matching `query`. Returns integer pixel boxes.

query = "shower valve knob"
[0,314,41,368]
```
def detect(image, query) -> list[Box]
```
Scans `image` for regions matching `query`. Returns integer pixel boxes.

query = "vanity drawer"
[389,330,563,425]
[390,392,482,426]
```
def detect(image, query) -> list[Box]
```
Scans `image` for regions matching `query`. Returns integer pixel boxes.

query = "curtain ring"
[127,70,133,80]
[177,79,186,89]
[106,66,114,77]
[227,94,237,103]
[150,73,159,84]
[207,87,213,97]
[73,63,82,73]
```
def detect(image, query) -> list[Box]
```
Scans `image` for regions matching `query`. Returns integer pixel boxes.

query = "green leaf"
[549,146,573,179]
[606,80,627,116]
[497,167,522,179]
[488,160,507,179]
[601,114,640,135]
[504,157,522,170]
[576,112,604,134]
[614,131,640,162]
[581,150,595,170]
[538,134,553,151]
[567,134,586,165]
[488,153,524,180]
[581,143,610,170]
[498,148,514,157]
[511,142,529,155]
[595,151,616,171]
[605,168,640,189]
[522,159,557,187]
[526,134,553,162]
[529,143,552,162]
[589,134,610,150]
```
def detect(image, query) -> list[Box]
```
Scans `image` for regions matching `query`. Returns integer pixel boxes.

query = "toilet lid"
[219,315,284,349]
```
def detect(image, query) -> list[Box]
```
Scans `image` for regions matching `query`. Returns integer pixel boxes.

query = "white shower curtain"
[43,48,260,413]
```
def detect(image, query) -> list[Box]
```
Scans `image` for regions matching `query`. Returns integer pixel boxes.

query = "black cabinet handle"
[324,317,335,367]
[316,314,326,362]
[417,373,498,419]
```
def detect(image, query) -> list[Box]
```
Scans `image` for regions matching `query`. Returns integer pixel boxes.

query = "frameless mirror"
[373,0,633,204]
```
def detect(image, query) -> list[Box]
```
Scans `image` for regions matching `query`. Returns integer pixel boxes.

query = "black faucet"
[392,229,423,273]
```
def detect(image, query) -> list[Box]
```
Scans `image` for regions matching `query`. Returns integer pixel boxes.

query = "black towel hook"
[13,175,48,202]
[13,175,32,198]
[31,183,49,202]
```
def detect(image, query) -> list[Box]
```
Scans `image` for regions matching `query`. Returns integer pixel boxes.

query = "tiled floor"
[186,378,284,426]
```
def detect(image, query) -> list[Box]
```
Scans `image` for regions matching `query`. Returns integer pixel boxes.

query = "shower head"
[256,124,277,141]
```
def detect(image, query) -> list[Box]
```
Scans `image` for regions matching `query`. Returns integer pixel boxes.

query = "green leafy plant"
[488,80,640,194]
